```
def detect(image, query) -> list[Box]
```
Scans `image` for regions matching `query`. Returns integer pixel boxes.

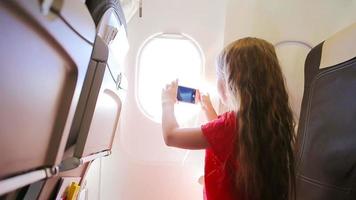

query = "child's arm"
[161,80,209,149]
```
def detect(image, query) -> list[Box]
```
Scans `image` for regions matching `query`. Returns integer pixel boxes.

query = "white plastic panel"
[119,0,139,23]
[81,81,122,156]
[275,43,311,120]
[97,8,129,91]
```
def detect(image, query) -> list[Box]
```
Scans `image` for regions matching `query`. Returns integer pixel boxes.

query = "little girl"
[161,37,296,200]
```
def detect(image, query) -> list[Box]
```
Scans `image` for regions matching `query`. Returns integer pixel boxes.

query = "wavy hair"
[217,37,296,200]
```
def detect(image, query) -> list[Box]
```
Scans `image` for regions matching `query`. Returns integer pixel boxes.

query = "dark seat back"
[295,33,356,199]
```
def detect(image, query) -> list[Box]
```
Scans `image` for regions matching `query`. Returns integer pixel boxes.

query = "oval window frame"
[135,33,205,123]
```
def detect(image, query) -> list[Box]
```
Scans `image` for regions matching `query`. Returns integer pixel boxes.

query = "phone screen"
[177,85,196,104]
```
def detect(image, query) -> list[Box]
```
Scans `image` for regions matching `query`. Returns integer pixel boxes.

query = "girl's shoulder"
[218,111,237,128]
[201,111,237,133]
[219,111,236,118]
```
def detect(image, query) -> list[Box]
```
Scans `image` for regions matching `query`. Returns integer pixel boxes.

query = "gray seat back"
[0,0,95,196]
[296,35,356,199]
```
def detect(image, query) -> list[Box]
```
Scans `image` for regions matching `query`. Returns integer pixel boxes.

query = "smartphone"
[177,85,196,104]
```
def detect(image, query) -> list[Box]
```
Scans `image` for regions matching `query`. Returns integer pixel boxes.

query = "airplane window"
[137,33,204,123]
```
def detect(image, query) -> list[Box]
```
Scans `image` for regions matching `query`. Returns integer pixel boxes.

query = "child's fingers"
[201,94,213,108]
[195,89,201,103]
[174,79,178,89]
[201,94,208,102]
[170,79,178,86]
[202,93,211,102]
[167,79,178,91]
[166,80,177,89]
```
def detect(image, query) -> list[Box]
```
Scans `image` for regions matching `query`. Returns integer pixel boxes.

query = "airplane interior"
[0,0,356,199]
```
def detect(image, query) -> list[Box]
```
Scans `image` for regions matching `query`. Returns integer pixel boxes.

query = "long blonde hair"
[218,37,296,200]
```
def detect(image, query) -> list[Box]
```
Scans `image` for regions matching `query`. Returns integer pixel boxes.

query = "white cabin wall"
[224,0,356,45]
[224,0,356,120]
[98,0,228,199]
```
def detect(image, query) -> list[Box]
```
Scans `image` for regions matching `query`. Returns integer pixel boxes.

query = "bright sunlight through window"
[137,33,204,123]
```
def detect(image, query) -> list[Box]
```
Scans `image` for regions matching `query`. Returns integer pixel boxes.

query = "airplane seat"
[32,1,127,198]
[0,0,96,197]
[32,36,110,200]
[66,0,126,164]
[295,23,356,200]
[86,0,127,30]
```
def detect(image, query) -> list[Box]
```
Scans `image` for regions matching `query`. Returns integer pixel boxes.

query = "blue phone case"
[177,85,196,103]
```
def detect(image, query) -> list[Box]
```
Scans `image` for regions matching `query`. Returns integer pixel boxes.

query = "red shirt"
[201,111,244,200]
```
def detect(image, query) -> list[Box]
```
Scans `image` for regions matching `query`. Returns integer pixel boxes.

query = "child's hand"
[197,91,218,121]
[162,79,178,105]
